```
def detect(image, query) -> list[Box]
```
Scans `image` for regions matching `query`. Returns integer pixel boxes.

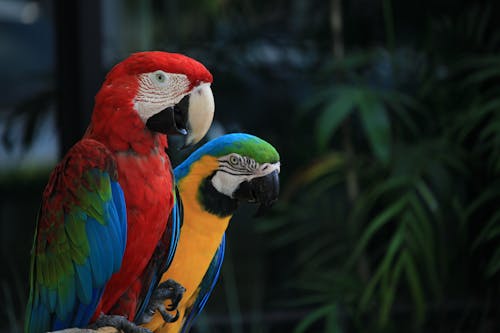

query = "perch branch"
[50,327,121,333]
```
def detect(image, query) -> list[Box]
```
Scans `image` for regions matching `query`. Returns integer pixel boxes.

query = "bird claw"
[90,314,152,333]
[157,304,180,323]
[138,279,185,324]
[154,279,186,312]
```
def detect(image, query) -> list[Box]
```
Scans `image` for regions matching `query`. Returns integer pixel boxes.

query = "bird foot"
[137,279,186,324]
[89,314,152,333]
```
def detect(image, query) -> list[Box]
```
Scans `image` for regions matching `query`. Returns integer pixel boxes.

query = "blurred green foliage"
[257,1,500,332]
[2,0,500,332]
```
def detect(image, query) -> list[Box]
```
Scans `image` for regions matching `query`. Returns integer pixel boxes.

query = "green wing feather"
[24,139,127,333]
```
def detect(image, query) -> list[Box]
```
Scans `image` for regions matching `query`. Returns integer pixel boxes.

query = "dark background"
[1,0,500,332]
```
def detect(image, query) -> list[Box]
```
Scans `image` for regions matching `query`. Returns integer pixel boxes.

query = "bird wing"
[24,139,127,333]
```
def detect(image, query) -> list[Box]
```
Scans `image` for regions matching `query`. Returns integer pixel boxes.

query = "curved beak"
[233,170,280,216]
[146,83,215,147]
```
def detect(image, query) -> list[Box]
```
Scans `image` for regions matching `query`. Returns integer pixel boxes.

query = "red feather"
[37,139,117,253]
[81,51,212,321]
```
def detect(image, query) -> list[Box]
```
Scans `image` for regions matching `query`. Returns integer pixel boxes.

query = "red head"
[105,51,213,90]
[88,51,215,152]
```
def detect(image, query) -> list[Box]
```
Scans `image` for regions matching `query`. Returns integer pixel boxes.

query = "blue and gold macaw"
[140,133,280,333]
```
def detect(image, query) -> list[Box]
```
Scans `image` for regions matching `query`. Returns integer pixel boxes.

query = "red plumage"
[37,139,117,254]
[81,51,212,320]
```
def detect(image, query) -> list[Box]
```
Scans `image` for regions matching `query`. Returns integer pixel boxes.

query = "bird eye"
[155,72,166,83]
[229,155,239,165]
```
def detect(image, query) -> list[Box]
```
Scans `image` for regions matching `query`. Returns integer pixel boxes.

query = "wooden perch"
[50,327,121,333]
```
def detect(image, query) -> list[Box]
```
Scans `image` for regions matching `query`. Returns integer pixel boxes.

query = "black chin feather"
[198,176,238,218]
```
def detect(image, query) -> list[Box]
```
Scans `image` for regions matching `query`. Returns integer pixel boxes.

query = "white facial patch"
[184,83,215,146]
[134,71,190,123]
[211,153,281,198]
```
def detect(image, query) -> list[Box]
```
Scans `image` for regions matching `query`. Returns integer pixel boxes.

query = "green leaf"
[485,248,500,277]
[455,55,500,71]
[472,209,500,249]
[350,176,410,228]
[316,89,358,150]
[269,223,317,248]
[415,179,438,212]
[474,98,500,119]
[254,214,290,232]
[403,252,426,323]
[455,98,500,144]
[346,196,407,269]
[358,91,392,164]
[325,304,343,333]
[303,244,346,272]
[465,186,500,218]
[379,274,397,327]
[480,119,500,143]
[324,50,379,72]
[299,87,338,116]
[377,226,405,281]
[294,303,338,333]
[405,197,441,297]
[282,152,345,201]
[381,91,421,135]
[359,264,384,311]
[285,294,330,307]
[462,66,500,87]
[378,227,404,326]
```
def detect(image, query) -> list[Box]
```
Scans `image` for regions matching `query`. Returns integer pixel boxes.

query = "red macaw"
[24,51,215,333]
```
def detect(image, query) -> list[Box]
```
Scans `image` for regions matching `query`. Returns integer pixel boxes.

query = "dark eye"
[229,155,239,165]
[155,72,165,83]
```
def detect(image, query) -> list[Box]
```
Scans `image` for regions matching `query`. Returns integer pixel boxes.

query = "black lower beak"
[233,170,280,216]
[146,94,190,135]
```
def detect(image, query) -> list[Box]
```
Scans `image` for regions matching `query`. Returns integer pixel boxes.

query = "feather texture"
[26,51,214,332]
[143,133,280,333]
[133,185,183,321]
[181,235,225,333]
[24,139,127,333]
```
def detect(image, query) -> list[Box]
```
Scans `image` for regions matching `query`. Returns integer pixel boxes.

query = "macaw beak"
[146,83,215,147]
[233,169,280,216]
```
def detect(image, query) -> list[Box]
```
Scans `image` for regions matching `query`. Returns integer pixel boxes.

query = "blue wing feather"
[166,187,182,269]
[110,181,127,255]
[75,262,93,304]
[24,142,128,333]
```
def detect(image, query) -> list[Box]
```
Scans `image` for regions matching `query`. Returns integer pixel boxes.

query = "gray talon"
[90,314,152,333]
[157,304,180,323]
[138,279,185,324]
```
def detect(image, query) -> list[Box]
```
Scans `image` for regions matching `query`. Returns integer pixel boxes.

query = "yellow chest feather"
[142,156,231,333]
